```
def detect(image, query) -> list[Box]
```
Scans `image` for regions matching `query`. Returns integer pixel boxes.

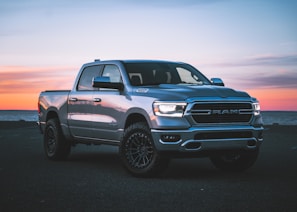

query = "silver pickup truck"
[38,59,264,177]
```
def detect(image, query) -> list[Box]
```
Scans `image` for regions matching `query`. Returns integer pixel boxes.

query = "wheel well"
[46,111,59,122]
[125,113,148,129]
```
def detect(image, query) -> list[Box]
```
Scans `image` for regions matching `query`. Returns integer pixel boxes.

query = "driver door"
[68,65,102,139]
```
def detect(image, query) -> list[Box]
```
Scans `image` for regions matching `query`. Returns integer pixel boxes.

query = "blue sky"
[1,0,296,66]
[0,0,296,110]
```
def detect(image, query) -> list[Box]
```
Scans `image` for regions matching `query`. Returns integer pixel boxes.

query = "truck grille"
[190,102,253,124]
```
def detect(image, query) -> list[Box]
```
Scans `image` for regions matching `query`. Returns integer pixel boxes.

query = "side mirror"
[92,76,124,90]
[211,78,225,86]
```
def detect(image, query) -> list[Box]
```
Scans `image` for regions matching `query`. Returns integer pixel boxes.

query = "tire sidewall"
[44,118,70,160]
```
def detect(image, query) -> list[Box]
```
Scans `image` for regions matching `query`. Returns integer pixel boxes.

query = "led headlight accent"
[253,102,261,116]
[153,102,187,117]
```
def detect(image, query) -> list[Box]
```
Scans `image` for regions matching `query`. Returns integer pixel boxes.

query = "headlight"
[153,102,187,117]
[253,102,261,116]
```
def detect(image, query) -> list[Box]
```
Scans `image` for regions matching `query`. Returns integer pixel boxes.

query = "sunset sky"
[0,0,296,110]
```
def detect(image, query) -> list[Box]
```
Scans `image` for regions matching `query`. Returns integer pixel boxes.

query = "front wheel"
[44,118,71,161]
[210,149,259,172]
[119,122,169,177]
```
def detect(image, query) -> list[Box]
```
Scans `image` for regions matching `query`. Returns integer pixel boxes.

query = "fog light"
[185,142,201,149]
[161,135,181,142]
[247,140,257,147]
[258,131,263,140]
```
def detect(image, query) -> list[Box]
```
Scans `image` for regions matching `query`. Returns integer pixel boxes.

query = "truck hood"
[134,84,251,101]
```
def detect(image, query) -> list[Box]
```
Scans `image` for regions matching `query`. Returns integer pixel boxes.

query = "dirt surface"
[0,122,297,211]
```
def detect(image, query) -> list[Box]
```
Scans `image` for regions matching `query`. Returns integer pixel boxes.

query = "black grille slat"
[192,103,252,110]
[191,102,253,123]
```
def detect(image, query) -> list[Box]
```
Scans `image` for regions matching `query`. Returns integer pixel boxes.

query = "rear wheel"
[119,122,169,177]
[44,118,71,160]
[210,149,259,172]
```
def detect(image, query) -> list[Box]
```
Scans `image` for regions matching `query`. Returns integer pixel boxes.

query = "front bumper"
[151,125,264,152]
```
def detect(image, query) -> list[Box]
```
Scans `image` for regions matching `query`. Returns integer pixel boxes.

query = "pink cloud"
[0,66,77,93]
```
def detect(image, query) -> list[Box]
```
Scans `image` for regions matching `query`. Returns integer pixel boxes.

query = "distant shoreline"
[0,110,38,112]
[0,121,296,129]
[1,110,297,112]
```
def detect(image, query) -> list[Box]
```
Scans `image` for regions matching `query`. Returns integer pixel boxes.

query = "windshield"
[124,62,211,86]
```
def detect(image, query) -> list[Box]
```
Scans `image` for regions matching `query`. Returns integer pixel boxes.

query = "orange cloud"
[1,65,297,111]
[247,88,297,111]
[0,65,77,110]
[0,93,38,110]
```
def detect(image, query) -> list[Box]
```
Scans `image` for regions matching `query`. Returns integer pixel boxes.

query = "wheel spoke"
[142,155,149,166]
[131,154,142,167]
[44,118,71,160]
[120,122,171,176]
[46,127,57,154]
[124,132,155,168]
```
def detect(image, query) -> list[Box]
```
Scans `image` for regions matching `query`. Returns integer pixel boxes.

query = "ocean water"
[0,110,296,125]
[261,111,297,125]
[0,110,38,122]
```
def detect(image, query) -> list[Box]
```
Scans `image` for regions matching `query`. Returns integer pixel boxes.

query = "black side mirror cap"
[92,77,124,90]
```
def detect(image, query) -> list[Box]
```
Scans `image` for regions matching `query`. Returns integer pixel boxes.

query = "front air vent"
[194,131,253,140]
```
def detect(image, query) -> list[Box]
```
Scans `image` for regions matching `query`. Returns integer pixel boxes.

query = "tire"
[119,122,169,177]
[44,118,71,161]
[210,149,259,172]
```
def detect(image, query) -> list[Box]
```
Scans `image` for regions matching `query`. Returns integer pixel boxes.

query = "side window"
[77,65,101,91]
[102,65,122,83]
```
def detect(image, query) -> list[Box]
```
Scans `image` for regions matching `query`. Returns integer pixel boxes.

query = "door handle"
[69,97,78,102]
[93,98,101,102]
